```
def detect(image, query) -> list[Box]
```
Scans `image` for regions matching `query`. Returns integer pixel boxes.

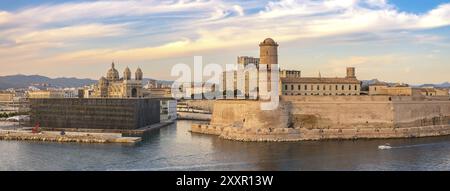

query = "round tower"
[123,67,131,80]
[259,38,278,66]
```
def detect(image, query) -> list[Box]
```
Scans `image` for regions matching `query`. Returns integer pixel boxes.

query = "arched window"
[131,88,137,98]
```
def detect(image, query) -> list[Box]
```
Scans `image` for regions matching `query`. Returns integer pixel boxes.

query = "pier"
[0,129,141,144]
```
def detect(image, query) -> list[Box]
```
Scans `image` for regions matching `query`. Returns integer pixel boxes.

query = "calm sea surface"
[1,120,450,171]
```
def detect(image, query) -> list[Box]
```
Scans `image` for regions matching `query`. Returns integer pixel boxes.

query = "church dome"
[107,62,119,81]
[135,67,143,80]
[123,67,131,80]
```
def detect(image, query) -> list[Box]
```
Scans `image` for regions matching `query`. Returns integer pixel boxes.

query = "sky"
[0,0,449,84]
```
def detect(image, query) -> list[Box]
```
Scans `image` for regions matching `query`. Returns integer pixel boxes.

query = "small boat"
[378,143,392,150]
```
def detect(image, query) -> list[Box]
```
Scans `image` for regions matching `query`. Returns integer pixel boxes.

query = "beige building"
[281,67,361,96]
[237,56,260,67]
[144,87,172,98]
[0,92,14,102]
[412,87,449,97]
[91,63,144,98]
[28,90,65,98]
[280,70,301,78]
[369,82,412,96]
[369,82,449,97]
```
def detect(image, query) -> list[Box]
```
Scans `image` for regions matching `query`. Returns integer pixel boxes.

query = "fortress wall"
[281,95,392,102]
[197,96,450,141]
[210,100,290,129]
[284,96,395,129]
[184,100,215,112]
[393,101,450,128]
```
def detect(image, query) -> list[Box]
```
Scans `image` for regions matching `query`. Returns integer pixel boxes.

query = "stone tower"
[259,38,278,66]
[259,38,279,98]
[98,76,108,97]
[346,67,356,78]
[135,67,143,80]
[123,67,131,80]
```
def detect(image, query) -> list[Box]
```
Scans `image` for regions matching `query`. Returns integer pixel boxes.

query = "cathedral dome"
[123,67,131,80]
[135,67,143,80]
[107,62,119,81]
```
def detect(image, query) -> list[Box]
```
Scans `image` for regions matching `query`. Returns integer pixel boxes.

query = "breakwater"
[0,130,141,144]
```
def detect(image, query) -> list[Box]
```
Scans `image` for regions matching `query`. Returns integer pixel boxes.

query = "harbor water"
[1,120,450,171]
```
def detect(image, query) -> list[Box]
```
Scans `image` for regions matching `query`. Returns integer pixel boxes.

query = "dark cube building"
[29,98,160,130]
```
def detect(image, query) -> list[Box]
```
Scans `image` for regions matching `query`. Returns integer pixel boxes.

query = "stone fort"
[192,38,450,141]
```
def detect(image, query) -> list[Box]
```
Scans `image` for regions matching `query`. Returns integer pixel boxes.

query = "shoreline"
[191,124,450,142]
[0,120,175,144]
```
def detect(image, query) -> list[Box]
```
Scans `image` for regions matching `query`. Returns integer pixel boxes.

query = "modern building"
[29,98,160,130]
[281,67,361,96]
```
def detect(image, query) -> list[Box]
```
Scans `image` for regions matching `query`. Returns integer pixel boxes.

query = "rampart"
[191,96,450,141]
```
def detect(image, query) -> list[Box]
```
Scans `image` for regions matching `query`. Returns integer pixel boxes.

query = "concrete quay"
[0,129,141,144]
[39,120,175,137]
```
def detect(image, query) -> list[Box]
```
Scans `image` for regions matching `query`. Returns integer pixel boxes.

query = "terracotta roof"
[281,77,360,84]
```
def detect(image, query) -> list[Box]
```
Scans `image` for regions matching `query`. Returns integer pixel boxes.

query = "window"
[335,85,338,90]
[291,85,294,90]
[285,85,288,90]
[298,85,301,90]
[317,85,320,90]
[305,85,308,90]
[354,85,357,90]
[342,85,344,90]
[349,85,351,90]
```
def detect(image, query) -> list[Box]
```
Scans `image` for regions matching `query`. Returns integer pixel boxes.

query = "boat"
[378,143,392,150]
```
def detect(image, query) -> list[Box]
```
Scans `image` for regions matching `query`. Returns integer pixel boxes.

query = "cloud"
[1,0,450,79]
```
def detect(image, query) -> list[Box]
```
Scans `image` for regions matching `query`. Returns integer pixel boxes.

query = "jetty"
[0,129,141,144]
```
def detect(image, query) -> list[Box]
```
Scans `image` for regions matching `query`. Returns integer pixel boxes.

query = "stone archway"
[131,88,137,97]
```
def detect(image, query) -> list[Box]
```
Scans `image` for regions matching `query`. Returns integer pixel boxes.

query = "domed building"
[93,62,144,98]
